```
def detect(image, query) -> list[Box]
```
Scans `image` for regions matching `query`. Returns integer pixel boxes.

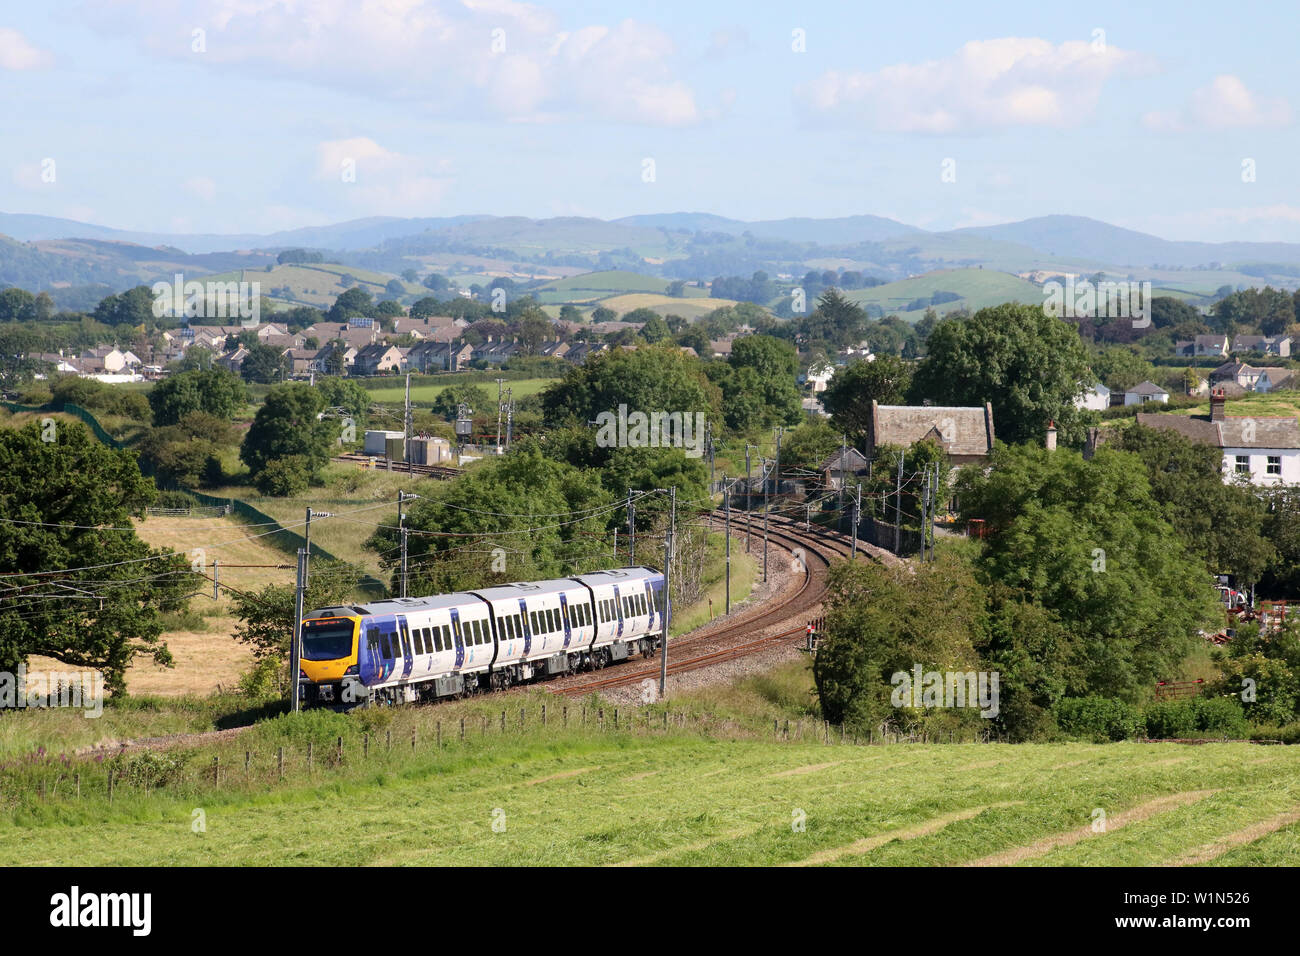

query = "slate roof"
[871,402,995,457]
[1136,413,1300,449]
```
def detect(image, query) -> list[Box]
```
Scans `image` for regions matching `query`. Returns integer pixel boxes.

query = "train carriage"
[298,567,668,707]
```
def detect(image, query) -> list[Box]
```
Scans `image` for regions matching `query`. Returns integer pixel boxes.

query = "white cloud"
[797,37,1147,132]
[85,2,701,126]
[0,28,53,70]
[1142,75,1291,131]
[314,137,454,214]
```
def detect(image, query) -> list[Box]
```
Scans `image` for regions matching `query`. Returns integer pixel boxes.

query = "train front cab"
[299,615,361,705]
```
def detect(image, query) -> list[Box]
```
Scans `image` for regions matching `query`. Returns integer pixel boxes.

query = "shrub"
[1143,700,1198,739]
[1190,697,1250,738]
[1052,696,1145,742]
[253,455,311,497]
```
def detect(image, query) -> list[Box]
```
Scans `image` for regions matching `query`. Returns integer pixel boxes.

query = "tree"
[232,560,362,690]
[541,344,722,434]
[253,455,313,496]
[911,303,1093,446]
[1214,286,1295,336]
[515,307,554,354]
[639,315,671,344]
[240,382,335,482]
[720,334,803,428]
[240,343,289,384]
[365,449,614,594]
[0,287,37,322]
[1150,296,1201,329]
[0,422,191,694]
[1111,422,1274,585]
[92,286,156,329]
[0,324,45,387]
[147,368,247,426]
[820,355,912,444]
[431,384,490,420]
[1089,345,1155,392]
[955,443,1220,701]
[327,287,372,323]
[315,377,371,429]
[813,552,986,732]
[410,297,441,319]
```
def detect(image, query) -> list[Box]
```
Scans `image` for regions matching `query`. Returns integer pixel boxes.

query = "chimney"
[1210,388,1227,422]
[1045,420,1057,451]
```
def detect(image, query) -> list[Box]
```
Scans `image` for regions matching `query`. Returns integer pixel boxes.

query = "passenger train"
[297,567,667,707]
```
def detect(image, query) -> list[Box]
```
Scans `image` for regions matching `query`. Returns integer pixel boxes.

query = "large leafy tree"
[240,382,336,482]
[327,287,373,324]
[1213,286,1295,336]
[813,551,986,732]
[365,449,615,594]
[1111,422,1274,585]
[147,367,247,426]
[0,422,192,693]
[92,285,157,329]
[910,303,1092,447]
[955,443,1220,701]
[240,343,288,384]
[725,334,803,427]
[820,354,913,446]
[541,343,722,430]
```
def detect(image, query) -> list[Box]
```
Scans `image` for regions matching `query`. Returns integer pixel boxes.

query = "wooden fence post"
[277,747,284,780]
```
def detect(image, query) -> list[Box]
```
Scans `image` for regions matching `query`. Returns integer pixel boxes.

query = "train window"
[412,629,424,654]
[639,595,646,616]
[478,621,489,645]
[430,627,441,652]
[529,610,539,633]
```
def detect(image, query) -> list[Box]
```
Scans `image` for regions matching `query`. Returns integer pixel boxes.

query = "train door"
[559,593,572,649]
[397,614,413,679]
[450,608,465,669]
[361,622,383,684]
[517,598,532,657]
[612,585,624,638]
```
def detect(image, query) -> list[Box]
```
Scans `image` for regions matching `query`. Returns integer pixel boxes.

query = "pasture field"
[361,376,558,404]
[2,698,1296,866]
[598,292,738,320]
[843,268,1043,318]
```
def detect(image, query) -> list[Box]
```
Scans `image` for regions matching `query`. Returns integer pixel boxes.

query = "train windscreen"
[301,620,355,660]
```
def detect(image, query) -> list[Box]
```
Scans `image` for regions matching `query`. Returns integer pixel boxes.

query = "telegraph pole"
[403,372,413,448]
[894,453,903,556]
[724,481,731,615]
[837,433,847,517]
[745,445,754,553]
[659,486,675,697]
[291,547,305,713]
[627,488,636,565]
[763,458,770,584]
[397,491,418,598]
[303,507,333,587]
[504,387,513,450]
[920,463,929,561]
[495,377,504,453]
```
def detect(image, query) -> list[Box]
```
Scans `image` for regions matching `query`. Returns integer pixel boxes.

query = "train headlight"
[344,665,359,676]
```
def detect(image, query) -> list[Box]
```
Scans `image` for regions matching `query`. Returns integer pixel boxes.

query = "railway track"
[332,453,459,480]
[552,512,874,698]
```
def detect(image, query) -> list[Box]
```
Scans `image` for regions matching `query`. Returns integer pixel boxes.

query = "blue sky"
[1,0,1297,241]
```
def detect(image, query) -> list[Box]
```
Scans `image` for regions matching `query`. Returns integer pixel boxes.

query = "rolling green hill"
[843,268,1044,318]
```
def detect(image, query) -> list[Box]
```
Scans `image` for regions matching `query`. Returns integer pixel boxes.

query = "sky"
[1,0,1298,242]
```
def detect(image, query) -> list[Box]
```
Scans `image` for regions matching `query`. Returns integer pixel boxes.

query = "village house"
[406,340,473,373]
[1124,381,1169,405]
[1130,390,1300,486]
[1174,334,1230,358]
[1232,334,1292,357]
[352,343,405,376]
[820,447,870,489]
[1075,382,1111,411]
[868,401,996,469]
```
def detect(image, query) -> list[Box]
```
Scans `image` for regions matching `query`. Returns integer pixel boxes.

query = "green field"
[844,268,1044,318]
[198,263,424,310]
[4,697,1297,866]
[361,376,557,404]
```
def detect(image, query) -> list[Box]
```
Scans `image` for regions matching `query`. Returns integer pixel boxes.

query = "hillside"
[843,268,1044,317]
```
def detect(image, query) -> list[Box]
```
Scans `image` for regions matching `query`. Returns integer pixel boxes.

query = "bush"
[154,489,198,510]
[1053,696,1145,742]
[253,455,311,496]
[1191,696,1250,738]
[237,656,284,700]
[1248,722,1300,745]
[1143,700,1198,739]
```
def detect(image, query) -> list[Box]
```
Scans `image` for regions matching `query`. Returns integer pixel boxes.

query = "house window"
[1235,455,1250,475]
[1268,456,1282,476]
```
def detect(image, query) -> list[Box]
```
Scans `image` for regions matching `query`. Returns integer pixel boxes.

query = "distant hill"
[948,215,1300,269]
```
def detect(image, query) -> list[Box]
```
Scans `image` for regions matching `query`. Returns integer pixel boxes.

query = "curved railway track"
[551,512,879,698]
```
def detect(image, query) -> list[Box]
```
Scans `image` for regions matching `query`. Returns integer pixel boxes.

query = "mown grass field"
[3,713,1297,866]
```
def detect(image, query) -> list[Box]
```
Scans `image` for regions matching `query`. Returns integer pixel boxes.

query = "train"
[297,566,668,707]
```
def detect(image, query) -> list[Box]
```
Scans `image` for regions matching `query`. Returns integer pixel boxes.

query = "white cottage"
[1135,390,1300,487]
